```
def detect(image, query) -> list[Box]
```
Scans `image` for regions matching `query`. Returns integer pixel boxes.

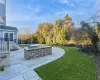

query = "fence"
[0,38,9,52]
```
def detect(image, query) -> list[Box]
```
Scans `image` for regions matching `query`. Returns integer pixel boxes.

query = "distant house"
[0,25,18,43]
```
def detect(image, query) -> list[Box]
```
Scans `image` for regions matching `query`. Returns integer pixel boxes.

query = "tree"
[64,14,71,21]
[64,14,73,30]
[18,27,37,44]
[74,28,91,44]
[31,33,38,43]
[36,14,74,44]
[37,23,53,44]
[53,18,69,44]
[46,35,52,44]
[37,24,45,44]
[94,23,100,39]
[81,21,99,55]
[37,35,45,44]
[53,19,63,44]
[59,26,67,44]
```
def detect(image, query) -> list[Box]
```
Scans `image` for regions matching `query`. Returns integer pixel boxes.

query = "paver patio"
[0,47,65,80]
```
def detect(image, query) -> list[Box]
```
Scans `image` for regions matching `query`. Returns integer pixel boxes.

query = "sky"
[6,0,100,32]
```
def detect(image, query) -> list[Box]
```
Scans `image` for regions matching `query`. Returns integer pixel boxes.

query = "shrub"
[0,65,5,71]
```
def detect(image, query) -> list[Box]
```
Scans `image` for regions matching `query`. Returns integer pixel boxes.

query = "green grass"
[35,46,97,80]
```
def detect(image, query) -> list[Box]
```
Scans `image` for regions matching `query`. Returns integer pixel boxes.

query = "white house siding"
[14,31,18,43]
[0,3,5,17]
[0,30,18,51]
[0,2,6,25]
[3,31,17,41]
[0,30,3,38]
[0,30,18,43]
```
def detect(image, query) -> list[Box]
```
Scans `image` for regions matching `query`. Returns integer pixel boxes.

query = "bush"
[0,65,5,71]
[63,43,75,46]
[76,44,93,55]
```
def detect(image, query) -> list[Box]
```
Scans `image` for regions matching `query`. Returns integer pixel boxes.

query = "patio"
[0,47,65,80]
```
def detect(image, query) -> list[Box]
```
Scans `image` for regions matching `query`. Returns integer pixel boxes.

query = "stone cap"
[24,46,52,50]
[0,51,10,54]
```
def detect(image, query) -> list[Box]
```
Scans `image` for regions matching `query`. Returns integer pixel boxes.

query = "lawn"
[35,46,97,80]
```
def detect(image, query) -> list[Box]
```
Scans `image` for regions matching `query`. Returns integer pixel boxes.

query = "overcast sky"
[6,0,100,32]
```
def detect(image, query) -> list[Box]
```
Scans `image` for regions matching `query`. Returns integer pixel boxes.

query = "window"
[4,33,8,41]
[10,33,13,41]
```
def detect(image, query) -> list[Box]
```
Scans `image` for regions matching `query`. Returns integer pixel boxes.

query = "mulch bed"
[78,50,100,80]
[91,55,100,80]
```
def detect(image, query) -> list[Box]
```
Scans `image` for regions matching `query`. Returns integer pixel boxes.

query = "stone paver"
[0,47,65,80]
[9,75,24,80]
[23,70,37,80]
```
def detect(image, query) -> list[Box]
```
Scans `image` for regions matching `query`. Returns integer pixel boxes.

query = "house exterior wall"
[0,30,18,43]
[0,30,3,38]
[0,3,5,17]
[14,31,18,43]
[0,2,6,25]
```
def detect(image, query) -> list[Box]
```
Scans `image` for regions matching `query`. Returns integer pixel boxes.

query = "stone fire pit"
[24,46,52,60]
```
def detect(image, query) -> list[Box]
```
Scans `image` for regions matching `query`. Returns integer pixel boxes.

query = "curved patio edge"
[0,47,65,80]
[33,47,65,80]
[34,47,65,68]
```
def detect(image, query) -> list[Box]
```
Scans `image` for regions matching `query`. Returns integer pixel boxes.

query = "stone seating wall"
[24,46,52,60]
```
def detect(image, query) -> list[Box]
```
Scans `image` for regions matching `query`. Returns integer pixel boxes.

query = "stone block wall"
[0,52,10,66]
[24,46,52,60]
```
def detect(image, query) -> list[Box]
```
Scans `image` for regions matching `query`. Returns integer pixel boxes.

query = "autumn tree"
[53,19,63,44]
[37,23,53,44]
[94,23,100,39]
[36,14,74,44]
[81,21,99,55]
[74,28,91,44]
[18,27,37,44]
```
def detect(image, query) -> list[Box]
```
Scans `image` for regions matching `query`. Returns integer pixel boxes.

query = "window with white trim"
[4,33,8,41]
[10,33,13,41]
